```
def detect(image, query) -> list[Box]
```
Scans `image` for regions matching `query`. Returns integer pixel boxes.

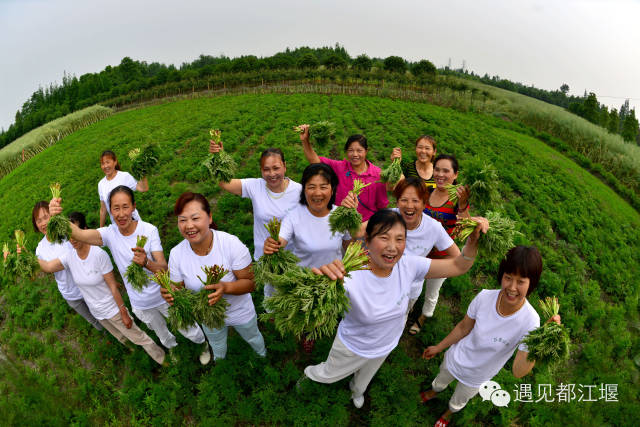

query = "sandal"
[434,416,450,427]
[420,390,437,403]
[409,316,425,335]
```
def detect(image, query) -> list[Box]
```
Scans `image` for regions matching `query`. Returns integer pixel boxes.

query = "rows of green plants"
[1,94,638,425]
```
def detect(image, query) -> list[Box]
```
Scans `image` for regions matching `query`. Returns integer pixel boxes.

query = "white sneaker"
[352,395,364,409]
[199,345,211,365]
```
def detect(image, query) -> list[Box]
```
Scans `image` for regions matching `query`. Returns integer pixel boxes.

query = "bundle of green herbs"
[194,265,230,330]
[452,211,522,262]
[12,230,39,280]
[329,179,370,236]
[445,183,465,206]
[202,129,237,183]
[151,270,198,331]
[253,218,300,291]
[128,143,159,180]
[379,158,403,185]
[262,241,369,340]
[294,121,336,145]
[463,159,502,213]
[46,183,72,244]
[522,296,570,364]
[124,235,149,292]
[2,242,17,280]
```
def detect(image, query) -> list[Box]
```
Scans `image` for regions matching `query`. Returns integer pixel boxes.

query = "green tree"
[621,108,639,142]
[383,56,407,73]
[560,83,570,95]
[297,53,319,69]
[607,108,619,134]
[411,60,437,77]
[323,53,347,69]
[352,54,372,71]
[582,92,599,124]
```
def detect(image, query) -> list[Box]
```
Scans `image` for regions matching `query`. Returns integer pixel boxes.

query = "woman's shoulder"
[169,238,190,256]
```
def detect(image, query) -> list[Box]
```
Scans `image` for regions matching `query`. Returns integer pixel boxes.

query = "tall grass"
[0,105,113,179]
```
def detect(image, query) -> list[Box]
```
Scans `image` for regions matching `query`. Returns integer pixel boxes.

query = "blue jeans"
[201,315,266,360]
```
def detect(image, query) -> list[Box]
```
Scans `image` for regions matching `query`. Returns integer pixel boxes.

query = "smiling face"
[261,155,286,191]
[433,158,458,189]
[35,208,50,235]
[345,141,367,169]
[366,222,406,274]
[304,174,332,216]
[396,186,426,230]
[100,155,117,178]
[500,271,530,312]
[109,192,136,230]
[177,200,213,246]
[415,138,435,165]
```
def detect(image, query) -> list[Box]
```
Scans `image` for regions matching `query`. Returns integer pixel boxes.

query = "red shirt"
[319,157,389,221]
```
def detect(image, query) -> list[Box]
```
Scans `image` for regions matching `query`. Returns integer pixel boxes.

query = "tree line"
[2,44,637,149]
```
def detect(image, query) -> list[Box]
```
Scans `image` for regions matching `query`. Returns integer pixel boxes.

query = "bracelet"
[461,247,475,261]
[143,257,149,268]
[119,304,126,310]
[459,203,469,211]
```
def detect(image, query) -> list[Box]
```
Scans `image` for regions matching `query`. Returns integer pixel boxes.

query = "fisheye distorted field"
[0,93,638,426]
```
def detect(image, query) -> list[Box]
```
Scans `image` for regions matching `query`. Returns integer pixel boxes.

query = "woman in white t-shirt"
[31,201,103,332]
[263,163,352,352]
[391,177,461,335]
[162,192,266,361]
[208,142,302,301]
[300,209,488,409]
[37,212,166,365]
[49,185,209,365]
[420,246,561,427]
[98,150,148,227]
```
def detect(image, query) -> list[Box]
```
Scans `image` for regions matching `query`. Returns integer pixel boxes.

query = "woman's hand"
[298,124,310,144]
[467,216,489,242]
[121,306,133,329]
[263,237,282,255]
[160,287,174,305]
[311,259,346,281]
[457,185,470,210]
[390,147,402,161]
[205,282,226,305]
[547,314,562,325]
[49,197,63,216]
[209,140,223,154]
[422,345,441,360]
[341,192,359,210]
[131,247,147,267]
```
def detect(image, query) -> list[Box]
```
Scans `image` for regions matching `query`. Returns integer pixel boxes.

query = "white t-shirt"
[445,289,540,388]
[338,255,431,359]
[58,246,119,320]
[97,221,166,310]
[241,177,302,260]
[168,230,256,326]
[392,208,454,257]
[98,171,141,224]
[279,204,351,269]
[36,236,83,301]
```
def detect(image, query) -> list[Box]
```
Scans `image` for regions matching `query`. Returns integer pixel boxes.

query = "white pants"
[305,335,388,399]
[422,278,446,317]
[432,359,479,413]
[132,302,205,348]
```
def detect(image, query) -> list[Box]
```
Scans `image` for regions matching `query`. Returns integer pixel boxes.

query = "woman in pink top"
[299,125,388,221]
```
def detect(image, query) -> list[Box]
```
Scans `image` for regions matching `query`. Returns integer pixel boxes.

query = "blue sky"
[1,0,638,130]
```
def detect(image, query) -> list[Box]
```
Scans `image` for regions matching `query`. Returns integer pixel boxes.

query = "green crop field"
[1,93,638,426]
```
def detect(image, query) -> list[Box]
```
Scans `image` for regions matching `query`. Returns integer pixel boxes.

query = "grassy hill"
[1,93,638,426]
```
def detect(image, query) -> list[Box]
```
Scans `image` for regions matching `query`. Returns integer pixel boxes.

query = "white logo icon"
[479,380,501,401]
[490,389,511,407]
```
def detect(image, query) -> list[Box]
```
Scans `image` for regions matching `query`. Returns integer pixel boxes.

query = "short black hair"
[108,185,135,207]
[497,245,543,296]
[299,163,339,209]
[344,134,368,152]
[365,209,406,242]
[68,212,88,230]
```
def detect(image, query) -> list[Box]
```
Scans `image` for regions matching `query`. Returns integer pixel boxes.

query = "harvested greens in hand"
[262,241,369,340]
[253,218,300,291]
[329,179,371,236]
[194,265,230,330]
[379,158,403,185]
[522,296,570,364]
[125,235,149,292]
[202,129,237,183]
[452,211,521,262]
[46,183,72,244]
[294,121,336,145]
[445,183,465,206]
[151,270,197,331]
[129,143,159,180]
[12,230,39,280]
